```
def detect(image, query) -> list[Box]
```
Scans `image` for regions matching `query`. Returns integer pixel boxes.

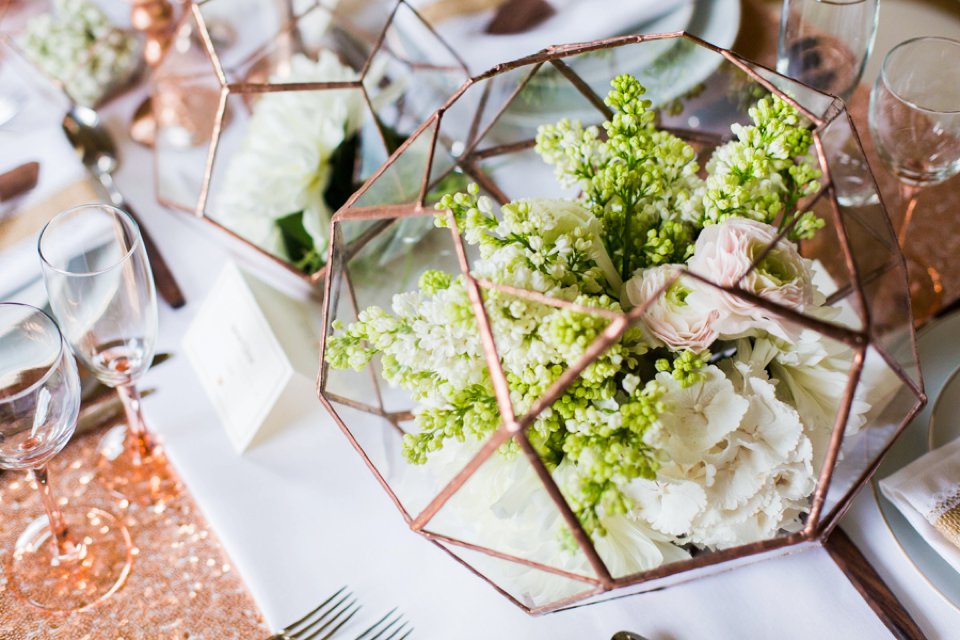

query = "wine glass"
[778,0,880,207]
[777,0,879,102]
[38,203,181,505]
[869,37,960,325]
[0,302,133,611]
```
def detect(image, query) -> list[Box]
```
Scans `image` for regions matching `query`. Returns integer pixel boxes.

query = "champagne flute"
[869,37,960,325]
[38,203,181,505]
[0,302,133,611]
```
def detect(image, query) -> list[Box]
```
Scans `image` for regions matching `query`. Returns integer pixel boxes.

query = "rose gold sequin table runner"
[0,423,268,638]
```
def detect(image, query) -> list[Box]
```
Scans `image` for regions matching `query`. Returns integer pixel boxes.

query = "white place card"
[183,261,322,453]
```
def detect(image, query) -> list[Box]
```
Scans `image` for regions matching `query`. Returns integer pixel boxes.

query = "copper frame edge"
[420,529,601,585]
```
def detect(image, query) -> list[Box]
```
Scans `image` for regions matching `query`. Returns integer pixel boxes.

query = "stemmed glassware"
[869,36,960,325]
[38,203,180,504]
[778,0,880,206]
[777,0,879,102]
[0,302,133,611]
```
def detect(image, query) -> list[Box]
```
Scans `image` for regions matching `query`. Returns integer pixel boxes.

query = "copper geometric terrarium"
[317,32,925,613]
[151,0,467,288]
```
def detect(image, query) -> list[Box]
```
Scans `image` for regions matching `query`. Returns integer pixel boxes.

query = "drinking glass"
[777,0,879,102]
[38,204,180,504]
[0,302,133,611]
[869,37,960,324]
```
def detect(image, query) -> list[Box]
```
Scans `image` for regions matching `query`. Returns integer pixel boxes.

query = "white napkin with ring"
[880,436,960,573]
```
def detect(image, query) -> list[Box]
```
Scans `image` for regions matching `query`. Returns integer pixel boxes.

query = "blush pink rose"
[687,217,812,339]
[623,265,719,353]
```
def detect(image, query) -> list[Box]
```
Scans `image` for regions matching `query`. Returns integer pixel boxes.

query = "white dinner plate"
[873,310,960,612]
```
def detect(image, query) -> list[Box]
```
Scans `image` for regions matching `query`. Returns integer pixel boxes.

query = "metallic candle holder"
[316,33,926,613]
[150,0,467,290]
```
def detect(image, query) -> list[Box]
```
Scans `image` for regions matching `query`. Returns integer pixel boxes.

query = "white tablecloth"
[3,6,960,640]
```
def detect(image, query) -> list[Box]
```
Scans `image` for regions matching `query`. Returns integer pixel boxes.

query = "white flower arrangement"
[327,74,874,598]
[214,51,364,273]
[20,0,139,107]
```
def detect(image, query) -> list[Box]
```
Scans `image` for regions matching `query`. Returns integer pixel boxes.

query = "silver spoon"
[61,104,186,309]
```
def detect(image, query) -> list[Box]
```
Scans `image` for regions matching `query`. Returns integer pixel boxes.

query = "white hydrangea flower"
[630,362,817,549]
[214,51,362,262]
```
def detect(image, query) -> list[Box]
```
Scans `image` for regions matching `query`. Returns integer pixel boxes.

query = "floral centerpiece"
[18,0,139,107]
[327,73,858,566]
[317,34,922,613]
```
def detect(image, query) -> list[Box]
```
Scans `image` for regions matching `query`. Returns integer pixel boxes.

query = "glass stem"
[897,182,921,248]
[117,382,154,463]
[31,465,82,561]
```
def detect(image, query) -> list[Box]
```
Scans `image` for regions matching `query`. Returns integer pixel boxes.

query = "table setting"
[1,0,960,638]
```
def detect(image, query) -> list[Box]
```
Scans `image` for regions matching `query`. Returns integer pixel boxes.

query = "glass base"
[97,425,183,506]
[6,506,133,612]
[905,255,944,328]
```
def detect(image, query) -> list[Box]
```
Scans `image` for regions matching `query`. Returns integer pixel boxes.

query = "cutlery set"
[269,587,412,640]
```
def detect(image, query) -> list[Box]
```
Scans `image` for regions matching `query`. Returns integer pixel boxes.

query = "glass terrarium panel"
[203,86,366,272]
[197,0,304,81]
[323,222,513,516]
[656,53,768,136]
[819,110,885,210]
[472,143,580,203]
[820,345,922,522]
[799,193,866,331]
[426,77,505,195]
[456,63,550,151]
[489,59,613,144]
[424,436,599,582]
[858,255,920,386]
[223,12,364,86]
[349,116,437,210]
[321,257,412,517]
[435,540,598,612]
[560,36,688,111]
[153,15,223,212]
[322,247,435,519]
[367,1,467,134]
[735,58,842,123]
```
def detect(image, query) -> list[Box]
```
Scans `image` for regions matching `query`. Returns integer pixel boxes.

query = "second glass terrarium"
[152,0,468,289]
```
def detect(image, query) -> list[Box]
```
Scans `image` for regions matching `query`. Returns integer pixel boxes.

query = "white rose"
[623,265,719,353]
[687,217,813,340]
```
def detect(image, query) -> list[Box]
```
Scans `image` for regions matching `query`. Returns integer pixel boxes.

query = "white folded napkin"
[409,0,692,73]
[880,436,960,573]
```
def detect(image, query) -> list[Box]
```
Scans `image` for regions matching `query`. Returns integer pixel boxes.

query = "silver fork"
[354,608,412,640]
[268,586,361,640]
